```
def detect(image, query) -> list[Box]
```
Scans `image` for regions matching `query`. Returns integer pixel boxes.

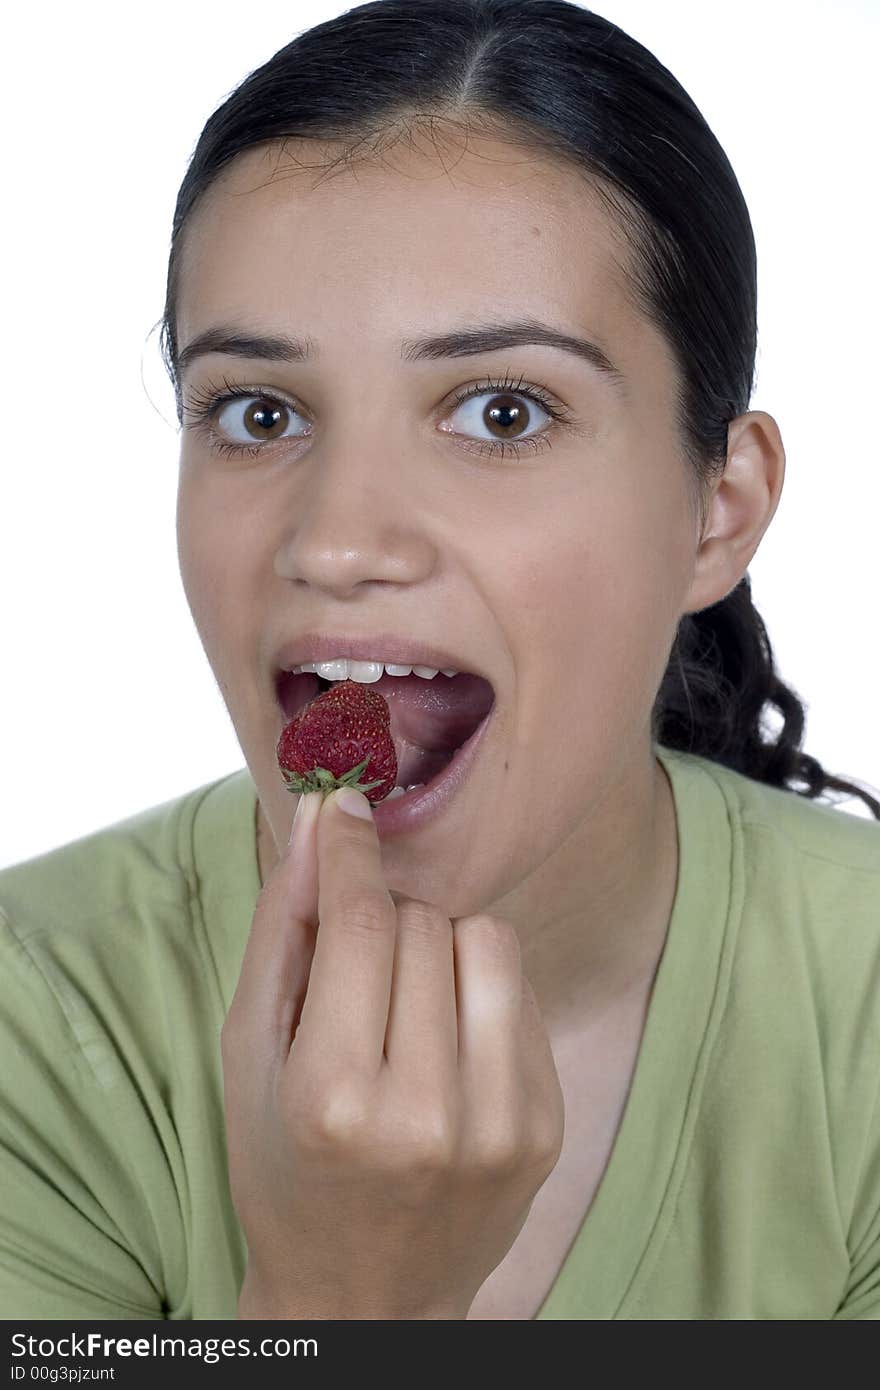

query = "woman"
[1,0,878,1321]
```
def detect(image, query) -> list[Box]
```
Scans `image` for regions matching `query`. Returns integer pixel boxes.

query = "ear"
[682,410,786,615]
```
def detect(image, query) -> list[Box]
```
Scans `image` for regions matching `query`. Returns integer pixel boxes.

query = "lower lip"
[370,704,495,838]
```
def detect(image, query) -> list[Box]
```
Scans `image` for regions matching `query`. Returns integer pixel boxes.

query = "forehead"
[175,132,638,355]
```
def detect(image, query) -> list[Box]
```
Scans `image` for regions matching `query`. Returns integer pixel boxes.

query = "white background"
[2,0,878,869]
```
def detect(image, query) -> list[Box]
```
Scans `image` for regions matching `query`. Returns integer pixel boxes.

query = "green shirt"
[1,745,878,1320]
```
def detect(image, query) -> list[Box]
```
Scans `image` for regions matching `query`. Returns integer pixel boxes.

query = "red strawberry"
[276,678,397,804]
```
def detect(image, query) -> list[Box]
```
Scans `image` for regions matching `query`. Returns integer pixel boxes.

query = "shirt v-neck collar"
[535,745,739,1318]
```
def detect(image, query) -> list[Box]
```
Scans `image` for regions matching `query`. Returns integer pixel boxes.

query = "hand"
[221,786,565,1320]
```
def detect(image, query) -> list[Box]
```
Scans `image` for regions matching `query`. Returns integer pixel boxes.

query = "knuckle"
[456,913,521,965]
[468,1123,525,1178]
[397,897,447,937]
[408,1111,457,1171]
[296,1085,370,1151]
[387,1114,458,1203]
[529,1119,565,1177]
[333,887,395,937]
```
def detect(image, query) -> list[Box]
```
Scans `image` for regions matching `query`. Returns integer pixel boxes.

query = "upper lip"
[272,632,495,688]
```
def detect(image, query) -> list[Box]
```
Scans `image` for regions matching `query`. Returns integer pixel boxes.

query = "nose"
[272,443,438,597]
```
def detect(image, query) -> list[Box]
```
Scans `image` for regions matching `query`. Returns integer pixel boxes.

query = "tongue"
[372,671,494,786]
[376,671,493,745]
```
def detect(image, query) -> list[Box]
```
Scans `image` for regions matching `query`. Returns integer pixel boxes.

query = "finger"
[517,973,565,1150]
[453,915,523,1122]
[517,972,560,1090]
[383,899,458,1090]
[294,787,397,1077]
[222,790,323,1071]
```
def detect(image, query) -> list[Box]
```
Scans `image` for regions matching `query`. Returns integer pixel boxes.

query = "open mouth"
[275,667,496,795]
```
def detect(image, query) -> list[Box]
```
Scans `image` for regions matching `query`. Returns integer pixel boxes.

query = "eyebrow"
[176,318,627,391]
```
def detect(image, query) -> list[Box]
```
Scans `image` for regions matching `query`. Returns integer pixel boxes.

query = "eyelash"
[180,370,576,462]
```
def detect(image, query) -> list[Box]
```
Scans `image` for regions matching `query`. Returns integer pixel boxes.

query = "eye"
[443,375,566,458]
[212,395,310,446]
[181,369,576,462]
[181,380,310,458]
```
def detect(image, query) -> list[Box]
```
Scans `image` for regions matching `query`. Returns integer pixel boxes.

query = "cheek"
[175,472,248,658]
[587,510,681,669]
[502,491,683,748]
[176,476,214,621]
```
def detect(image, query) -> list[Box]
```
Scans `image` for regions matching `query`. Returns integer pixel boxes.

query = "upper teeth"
[290,658,460,683]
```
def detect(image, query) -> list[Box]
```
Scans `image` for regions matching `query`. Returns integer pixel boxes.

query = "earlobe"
[682,409,787,615]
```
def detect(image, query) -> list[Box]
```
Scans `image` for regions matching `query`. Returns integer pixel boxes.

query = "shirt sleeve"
[0,910,164,1319]
[833,1066,880,1319]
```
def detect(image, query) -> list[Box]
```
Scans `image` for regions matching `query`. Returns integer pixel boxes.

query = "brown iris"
[485,394,528,439]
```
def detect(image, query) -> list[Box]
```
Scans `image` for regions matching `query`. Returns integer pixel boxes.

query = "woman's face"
[174,132,702,920]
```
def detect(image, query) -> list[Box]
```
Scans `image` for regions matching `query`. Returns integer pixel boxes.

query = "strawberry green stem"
[279,757,385,798]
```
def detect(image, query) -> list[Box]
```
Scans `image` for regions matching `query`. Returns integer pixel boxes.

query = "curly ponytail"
[654,577,880,818]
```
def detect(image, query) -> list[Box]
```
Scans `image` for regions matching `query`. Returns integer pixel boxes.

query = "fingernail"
[333,787,374,820]
[289,791,319,845]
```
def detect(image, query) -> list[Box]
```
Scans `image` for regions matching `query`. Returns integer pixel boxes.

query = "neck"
[511,752,678,1043]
